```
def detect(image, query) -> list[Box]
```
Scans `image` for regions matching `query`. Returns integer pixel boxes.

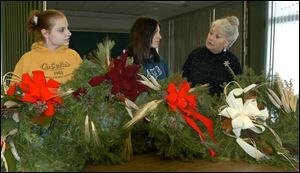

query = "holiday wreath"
[1,71,85,171]
[1,38,298,171]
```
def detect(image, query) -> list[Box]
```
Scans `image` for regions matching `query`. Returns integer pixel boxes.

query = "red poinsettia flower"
[7,71,62,117]
[88,51,148,101]
[72,87,88,101]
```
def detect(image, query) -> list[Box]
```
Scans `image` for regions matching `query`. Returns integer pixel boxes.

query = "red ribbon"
[1,139,9,150]
[7,71,62,116]
[166,80,217,156]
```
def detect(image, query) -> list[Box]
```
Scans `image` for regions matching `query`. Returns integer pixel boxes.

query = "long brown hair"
[127,17,160,65]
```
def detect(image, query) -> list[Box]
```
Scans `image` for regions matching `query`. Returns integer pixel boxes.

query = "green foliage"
[84,36,115,71]
[207,67,299,171]
[1,103,85,171]
[130,73,216,160]
[2,38,298,171]
[62,60,131,165]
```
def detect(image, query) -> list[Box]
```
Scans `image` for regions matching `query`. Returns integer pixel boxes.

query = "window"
[266,1,299,94]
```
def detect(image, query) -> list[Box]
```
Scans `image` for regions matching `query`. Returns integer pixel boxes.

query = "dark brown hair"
[127,17,160,65]
[28,9,65,41]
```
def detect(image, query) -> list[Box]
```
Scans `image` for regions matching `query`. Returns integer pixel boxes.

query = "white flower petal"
[219,107,239,119]
[250,124,265,134]
[243,99,260,116]
[243,84,257,93]
[232,115,254,130]
[258,108,269,121]
[236,138,268,160]
[232,128,242,137]
[227,97,244,112]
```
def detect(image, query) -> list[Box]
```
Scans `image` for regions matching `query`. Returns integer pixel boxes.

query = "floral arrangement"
[2,38,298,171]
[123,73,218,159]
[218,82,270,159]
[62,39,151,164]
[7,71,62,117]
[64,38,219,162]
[212,67,299,171]
[87,50,149,101]
[1,71,84,172]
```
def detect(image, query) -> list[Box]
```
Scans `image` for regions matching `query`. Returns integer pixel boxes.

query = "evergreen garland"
[62,40,132,164]
[1,38,298,172]
[129,74,217,160]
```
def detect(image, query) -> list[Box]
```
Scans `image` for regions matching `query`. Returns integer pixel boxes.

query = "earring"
[223,48,227,52]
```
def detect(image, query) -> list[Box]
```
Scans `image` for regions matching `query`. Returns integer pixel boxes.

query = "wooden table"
[86,153,286,172]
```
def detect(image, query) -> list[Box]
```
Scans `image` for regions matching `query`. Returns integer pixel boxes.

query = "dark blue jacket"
[143,58,169,80]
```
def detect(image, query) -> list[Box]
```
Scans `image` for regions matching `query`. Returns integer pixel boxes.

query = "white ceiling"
[46,1,224,32]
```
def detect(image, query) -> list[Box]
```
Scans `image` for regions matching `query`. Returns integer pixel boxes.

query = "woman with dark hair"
[127,17,169,80]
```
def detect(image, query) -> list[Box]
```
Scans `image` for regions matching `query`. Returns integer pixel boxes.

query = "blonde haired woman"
[183,16,242,95]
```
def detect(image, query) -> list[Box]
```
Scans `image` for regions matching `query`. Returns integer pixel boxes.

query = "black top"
[182,47,242,95]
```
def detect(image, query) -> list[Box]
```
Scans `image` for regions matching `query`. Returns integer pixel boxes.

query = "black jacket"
[182,47,242,95]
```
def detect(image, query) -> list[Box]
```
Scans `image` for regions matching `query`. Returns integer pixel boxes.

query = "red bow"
[7,71,62,116]
[166,80,217,156]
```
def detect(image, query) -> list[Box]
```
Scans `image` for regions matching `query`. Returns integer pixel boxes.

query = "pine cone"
[33,101,48,115]
[221,118,232,133]
[1,107,19,119]
[114,93,125,102]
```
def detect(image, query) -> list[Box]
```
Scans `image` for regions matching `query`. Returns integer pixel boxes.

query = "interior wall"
[159,1,245,73]
[61,10,135,33]
[46,1,268,75]
[215,2,244,69]
[69,31,129,58]
[1,1,43,76]
[247,1,268,74]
